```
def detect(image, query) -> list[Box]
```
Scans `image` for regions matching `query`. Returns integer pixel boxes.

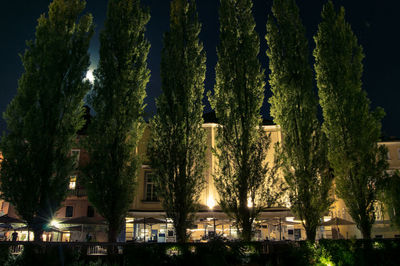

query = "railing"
[9,244,23,255]
[67,188,87,197]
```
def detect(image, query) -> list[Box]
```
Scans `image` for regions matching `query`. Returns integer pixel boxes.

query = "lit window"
[145,172,157,201]
[69,176,77,190]
[387,152,391,160]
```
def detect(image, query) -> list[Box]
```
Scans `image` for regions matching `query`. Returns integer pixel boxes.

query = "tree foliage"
[83,0,150,243]
[379,171,400,229]
[147,0,207,243]
[208,0,279,241]
[0,0,93,241]
[266,0,333,242]
[314,1,388,239]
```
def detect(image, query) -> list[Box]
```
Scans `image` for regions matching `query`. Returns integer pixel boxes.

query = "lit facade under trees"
[0,0,93,241]
[208,0,279,242]
[314,1,388,239]
[147,0,207,243]
[83,0,150,243]
[266,0,333,242]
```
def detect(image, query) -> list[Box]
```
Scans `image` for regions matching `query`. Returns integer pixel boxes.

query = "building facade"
[1,123,400,242]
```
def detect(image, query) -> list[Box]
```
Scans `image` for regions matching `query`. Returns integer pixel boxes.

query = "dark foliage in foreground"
[1,239,400,265]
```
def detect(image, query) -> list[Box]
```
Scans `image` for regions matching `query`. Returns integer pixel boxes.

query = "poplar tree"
[314,1,388,239]
[0,0,93,241]
[147,0,206,243]
[208,0,277,241]
[83,0,150,243]
[266,0,333,242]
[380,171,400,229]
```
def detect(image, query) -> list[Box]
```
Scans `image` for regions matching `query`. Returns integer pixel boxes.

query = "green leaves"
[266,0,333,242]
[209,0,278,241]
[148,0,206,243]
[83,0,150,243]
[0,0,93,240]
[314,1,388,239]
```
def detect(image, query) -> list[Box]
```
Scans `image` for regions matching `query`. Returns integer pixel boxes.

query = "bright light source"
[247,197,253,208]
[286,217,294,222]
[50,220,59,228]
[207,195,216,210]
[85,69,94,83]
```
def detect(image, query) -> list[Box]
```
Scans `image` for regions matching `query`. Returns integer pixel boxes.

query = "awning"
[60,216,106,225]
[321,217,355,226]
[0,215,25,224]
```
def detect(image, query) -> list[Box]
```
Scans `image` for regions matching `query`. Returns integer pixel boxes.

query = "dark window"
[65,206,73,217]
[87,206,94,217]
[375,235,383,239]
[145,172,157,201]
[395,235,400,238]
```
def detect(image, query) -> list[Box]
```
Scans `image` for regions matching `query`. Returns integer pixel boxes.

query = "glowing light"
[286,217,294,222]
[85,69,94,83]
[207,195,216,210]
[50,220,59,228]
[247,197,253,208]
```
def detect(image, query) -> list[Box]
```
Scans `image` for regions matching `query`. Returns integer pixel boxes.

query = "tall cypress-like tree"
[208,0,277,241]
[266,0,333,242]
[147,0,207,243]
[0,0,93,241]
[83,0,150,243]
[314,1,388,239]
[380,171,400,229]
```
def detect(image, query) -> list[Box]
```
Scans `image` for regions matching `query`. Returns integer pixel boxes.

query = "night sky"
[0,0,399,137]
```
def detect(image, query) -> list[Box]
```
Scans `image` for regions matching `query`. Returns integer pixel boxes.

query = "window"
[145,172,157,201]
[398,149,400,160]
[71,149,80,167]
[69,176,77,190]
[87,206,94,217]
[387,151,391,160]
[65,206,73,217]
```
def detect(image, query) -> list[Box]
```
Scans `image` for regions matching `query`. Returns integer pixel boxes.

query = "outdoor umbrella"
[130,217,165,225]
[60,216,107,225]
[0,215,24,224]
[14,225,62,233]
[321,217,355,226]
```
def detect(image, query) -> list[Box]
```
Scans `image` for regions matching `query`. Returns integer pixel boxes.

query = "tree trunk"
[360,223,372,240]
[241,222,252,242]
[359,213,372,239]
[305,224,317,242]
[33,228,44,242]
[108,224,119,243]
[175,217,187,243]
[107,223,120,255]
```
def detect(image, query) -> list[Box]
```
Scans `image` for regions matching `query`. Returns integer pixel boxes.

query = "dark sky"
[0,0,399,137]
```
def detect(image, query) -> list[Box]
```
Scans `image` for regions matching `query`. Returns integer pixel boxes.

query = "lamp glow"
[85,69,94,83]
[50,220,59,228]
[207,195,216,210]
[247,197,253,208]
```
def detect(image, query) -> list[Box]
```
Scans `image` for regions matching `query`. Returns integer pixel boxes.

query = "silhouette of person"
[11,230,18,241]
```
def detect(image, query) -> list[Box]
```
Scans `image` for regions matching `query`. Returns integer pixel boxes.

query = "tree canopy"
[208,0,279,241]
[0,0,93,241]
[267,0,333,242]
[314,1,388,239]
[83,0,150,243]
[147,0,207,243]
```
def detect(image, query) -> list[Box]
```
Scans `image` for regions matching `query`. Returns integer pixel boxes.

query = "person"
[11,230,18,241]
